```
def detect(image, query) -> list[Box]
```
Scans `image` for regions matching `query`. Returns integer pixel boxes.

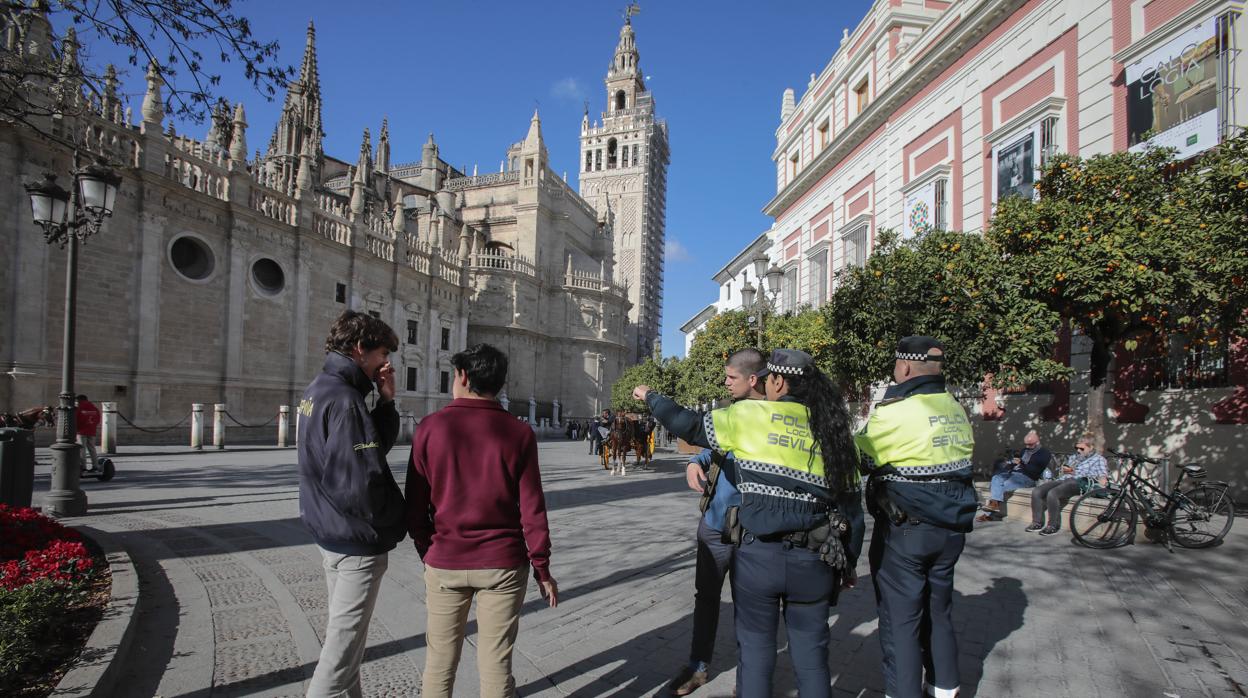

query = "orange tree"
[822,228,1065,396]
[611,358,678,412]
[672,310,753,407]
[986,140,1248,442]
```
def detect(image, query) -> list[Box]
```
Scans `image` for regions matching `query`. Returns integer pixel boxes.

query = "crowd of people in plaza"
[295,308,1118,698]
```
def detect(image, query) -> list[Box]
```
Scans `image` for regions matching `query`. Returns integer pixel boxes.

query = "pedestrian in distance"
[856,336,978,698]
[637,348,864,698]
[75,394,101,470]
[406,343,557,698]
[667,348,764,696]
[298,310,406,698]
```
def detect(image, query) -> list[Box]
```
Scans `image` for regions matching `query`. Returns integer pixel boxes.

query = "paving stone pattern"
[39,441,1248,697]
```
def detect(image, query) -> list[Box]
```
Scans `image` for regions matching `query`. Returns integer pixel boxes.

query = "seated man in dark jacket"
[978,429,1051,521]
[298,310,406,697]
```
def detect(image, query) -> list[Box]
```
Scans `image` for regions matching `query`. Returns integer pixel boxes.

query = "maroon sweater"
[405,398,552,582]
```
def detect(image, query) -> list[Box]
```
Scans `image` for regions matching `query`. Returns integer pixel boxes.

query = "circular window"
[251,258,285,295]
[169,236,214,281]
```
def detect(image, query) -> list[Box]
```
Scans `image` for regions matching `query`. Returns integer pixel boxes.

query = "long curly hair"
[785,367,857,493]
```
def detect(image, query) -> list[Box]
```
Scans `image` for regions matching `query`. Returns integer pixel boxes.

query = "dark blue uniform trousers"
[732,536,834,698]
[690,518,734,665]
[869,519,965,698]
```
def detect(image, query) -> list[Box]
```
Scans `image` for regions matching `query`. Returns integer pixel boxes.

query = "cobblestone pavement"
[39,440,1248,697]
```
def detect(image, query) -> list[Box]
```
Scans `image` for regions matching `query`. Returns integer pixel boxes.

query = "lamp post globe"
[740,280,756,310]
[765,263,785,299]
[751,251,769,281]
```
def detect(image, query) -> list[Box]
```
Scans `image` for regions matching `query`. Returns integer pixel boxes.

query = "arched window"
[615,90,626,111]
[607,138,618,169]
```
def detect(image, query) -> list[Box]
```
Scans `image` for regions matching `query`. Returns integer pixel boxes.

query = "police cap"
[895,335,945,362]
[759,348,814,377]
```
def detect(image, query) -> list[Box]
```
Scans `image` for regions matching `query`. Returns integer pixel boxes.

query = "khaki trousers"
[307,549,388,698]
[422,565,529,698]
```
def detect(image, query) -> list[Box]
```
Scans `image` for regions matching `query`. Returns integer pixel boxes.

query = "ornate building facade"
[579,15,670,363]
[0,9,638,437]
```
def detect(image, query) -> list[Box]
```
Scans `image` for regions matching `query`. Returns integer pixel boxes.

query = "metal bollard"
[191,403,204,451]
[213,403,226,450]
[278,405,290,447]
[295,411,300,447]
[100,402,117,454]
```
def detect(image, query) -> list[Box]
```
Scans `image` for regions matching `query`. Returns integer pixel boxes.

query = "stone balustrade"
[444,170,520,191]
[315,213,351,245]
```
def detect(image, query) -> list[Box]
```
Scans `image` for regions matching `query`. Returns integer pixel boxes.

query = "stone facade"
[579,16,670,363]
[0,10,634,438]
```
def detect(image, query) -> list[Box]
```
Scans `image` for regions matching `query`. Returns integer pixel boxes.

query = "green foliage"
[0,579,71,680]
[987,140,1248,386]
[611,358,678,412]
[675,310,753,406]
[825,228,1065,392]
[764,310,835,373]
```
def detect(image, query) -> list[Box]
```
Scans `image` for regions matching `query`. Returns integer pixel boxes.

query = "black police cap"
[759,348,815,377]
[895,335,946,362]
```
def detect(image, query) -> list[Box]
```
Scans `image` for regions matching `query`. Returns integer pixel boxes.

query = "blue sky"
[77,0,873,357]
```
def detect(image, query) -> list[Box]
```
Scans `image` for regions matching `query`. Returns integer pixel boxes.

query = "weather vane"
[623,2,640,23]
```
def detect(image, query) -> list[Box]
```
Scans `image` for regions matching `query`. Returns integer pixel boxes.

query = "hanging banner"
[993,127,1038,203]
[1126,17,1220,161]
[903,180,937,238]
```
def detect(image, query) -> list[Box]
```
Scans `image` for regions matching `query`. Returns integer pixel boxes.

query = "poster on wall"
[1126,17,1220,161]
[903,180,937,238]
[994,131,1035,202]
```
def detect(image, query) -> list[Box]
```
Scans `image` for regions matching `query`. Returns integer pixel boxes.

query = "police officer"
[635,349,864,698]
[855,336,977,698]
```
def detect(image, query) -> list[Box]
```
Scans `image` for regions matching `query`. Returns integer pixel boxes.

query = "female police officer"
[633,349,863,698]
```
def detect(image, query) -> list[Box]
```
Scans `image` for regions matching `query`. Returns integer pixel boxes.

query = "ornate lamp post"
[741,251,786,350]
[24,157,122,517]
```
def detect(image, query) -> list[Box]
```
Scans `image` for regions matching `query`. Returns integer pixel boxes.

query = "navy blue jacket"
[297,352,406,555]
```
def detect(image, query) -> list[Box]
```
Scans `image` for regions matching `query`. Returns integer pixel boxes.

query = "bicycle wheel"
[1169,484,1235,548]
[1070,491,1137,548]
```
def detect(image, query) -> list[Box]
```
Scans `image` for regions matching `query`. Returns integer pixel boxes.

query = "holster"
[721,505,743,546]
[866,473,908,525]
[698,452,725,514]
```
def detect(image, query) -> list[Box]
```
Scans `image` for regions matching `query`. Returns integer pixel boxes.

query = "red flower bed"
[0,505,94,590]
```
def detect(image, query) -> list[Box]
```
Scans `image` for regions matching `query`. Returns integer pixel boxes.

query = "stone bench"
[973,480,1148,539]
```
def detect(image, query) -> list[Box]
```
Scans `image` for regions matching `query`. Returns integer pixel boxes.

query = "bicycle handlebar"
[1108,449,1160,465]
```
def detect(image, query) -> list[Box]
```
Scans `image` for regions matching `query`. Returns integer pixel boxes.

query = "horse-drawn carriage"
[600,413,655,476]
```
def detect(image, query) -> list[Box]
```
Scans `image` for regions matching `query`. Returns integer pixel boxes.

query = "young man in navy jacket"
[298,310,405,697]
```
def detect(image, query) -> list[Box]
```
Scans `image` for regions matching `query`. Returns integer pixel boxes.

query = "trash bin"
[0,427,35,508]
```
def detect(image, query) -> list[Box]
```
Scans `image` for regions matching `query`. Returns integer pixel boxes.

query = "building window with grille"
[440,327,451,350]
[607,138,618,169]
[807,249,828,306]
[439,371,450,394]
[789,153,799,181]
[1038,115,1060,169]
[844,225,869,268]
[585,150,593,172]
[594,149,602,171]
[817,120,830,150]
[406,367,418,392]
[783,267,798,312]
[335,282,346,303]
[934,179,948,230]
[406,320,419,344]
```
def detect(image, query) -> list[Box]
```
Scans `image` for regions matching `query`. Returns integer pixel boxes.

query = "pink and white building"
[764,0,1244,308]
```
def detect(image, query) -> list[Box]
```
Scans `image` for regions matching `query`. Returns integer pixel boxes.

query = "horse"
[0,405,55,429]
[607,416,652,475]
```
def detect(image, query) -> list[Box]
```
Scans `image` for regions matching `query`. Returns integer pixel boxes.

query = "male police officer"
[856,336,977,698]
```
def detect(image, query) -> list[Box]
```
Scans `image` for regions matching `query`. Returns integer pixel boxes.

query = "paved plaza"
[38,440,1248,697]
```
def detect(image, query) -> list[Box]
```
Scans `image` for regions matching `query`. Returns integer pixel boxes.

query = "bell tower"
[578,6,669,363]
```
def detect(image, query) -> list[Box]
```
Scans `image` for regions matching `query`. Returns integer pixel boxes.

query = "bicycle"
[1069,450,1235,550]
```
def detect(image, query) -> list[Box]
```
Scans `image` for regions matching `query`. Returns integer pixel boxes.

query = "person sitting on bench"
[1027,434,1109,535]
[978,430,1051,522]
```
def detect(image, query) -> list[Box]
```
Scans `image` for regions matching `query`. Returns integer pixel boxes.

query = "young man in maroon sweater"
[405,343,557,698]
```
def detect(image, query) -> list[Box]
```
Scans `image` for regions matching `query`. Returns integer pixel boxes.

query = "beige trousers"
[422,565,529,698]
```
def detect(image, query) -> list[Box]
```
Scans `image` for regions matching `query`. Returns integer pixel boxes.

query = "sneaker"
[1039,527,1060,536]
[1024,523,1044,533]
[668,667,709,696]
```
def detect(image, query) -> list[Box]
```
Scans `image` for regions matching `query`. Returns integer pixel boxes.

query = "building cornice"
[680,303,718,333]
[711,231,772,283]
[1112,0,1242,66]
[764,0,1027,219]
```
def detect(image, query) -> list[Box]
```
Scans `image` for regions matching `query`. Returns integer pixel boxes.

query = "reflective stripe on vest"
[855,391,974,475]
[705,400,825,481]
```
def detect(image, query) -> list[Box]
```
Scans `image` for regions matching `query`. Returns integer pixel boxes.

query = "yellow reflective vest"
[855,391,974,479]
[706,399,838,536]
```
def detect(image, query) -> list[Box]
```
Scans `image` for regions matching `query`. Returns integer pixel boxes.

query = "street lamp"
[742,252,786,350]
[24,155,122,517]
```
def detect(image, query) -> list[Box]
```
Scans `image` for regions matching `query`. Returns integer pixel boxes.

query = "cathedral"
[0,7,668,437]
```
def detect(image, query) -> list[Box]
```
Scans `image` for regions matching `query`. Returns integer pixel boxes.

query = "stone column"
[528,396,536,425]
[190,403,204,450]
[100,402,117,454]
[278,405,290,447]
[213,403,226,450]
[552,399,561,427]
